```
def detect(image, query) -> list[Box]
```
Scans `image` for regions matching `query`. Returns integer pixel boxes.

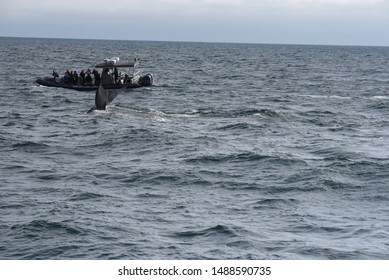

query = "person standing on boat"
[123,74,129,84]
[73,71,79,85]
[80,70,85,85]
[85,73,92,86]
[93,69,101,85]
[70,71,75,84]
[114,68,119,84]
[101,68,112,86]
[64,70,71,84]
[52,70,59,83]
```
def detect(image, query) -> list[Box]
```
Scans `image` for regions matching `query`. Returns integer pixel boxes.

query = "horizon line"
[1,35,388,48]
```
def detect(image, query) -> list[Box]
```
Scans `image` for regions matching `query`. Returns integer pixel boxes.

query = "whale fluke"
[87,83,127,113]
[95,83,109,110]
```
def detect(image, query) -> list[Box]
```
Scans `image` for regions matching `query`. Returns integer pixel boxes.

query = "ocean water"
[1,37,389,259]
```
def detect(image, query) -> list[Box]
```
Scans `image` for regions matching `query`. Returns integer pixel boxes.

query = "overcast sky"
[0,0,388,46]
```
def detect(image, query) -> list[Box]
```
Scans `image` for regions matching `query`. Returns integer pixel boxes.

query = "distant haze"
[1,0,388,46]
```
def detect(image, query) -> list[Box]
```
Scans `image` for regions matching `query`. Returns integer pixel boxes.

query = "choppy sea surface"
[1,37,389,259]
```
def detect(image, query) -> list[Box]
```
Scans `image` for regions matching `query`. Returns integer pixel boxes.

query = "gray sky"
[1,0,388,46]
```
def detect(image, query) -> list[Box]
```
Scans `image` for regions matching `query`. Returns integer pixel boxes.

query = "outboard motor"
[139,74,153,86]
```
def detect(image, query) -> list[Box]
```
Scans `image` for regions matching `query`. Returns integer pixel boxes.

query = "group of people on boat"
[52,68,100,86]
[51,68,129,86]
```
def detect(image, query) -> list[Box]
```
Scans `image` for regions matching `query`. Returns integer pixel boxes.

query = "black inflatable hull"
[36,74,153,91]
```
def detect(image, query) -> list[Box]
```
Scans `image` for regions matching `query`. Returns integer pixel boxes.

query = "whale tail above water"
[87,83,126,113]
[95,83,109,110]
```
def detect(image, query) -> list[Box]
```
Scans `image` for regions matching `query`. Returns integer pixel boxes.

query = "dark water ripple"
[1,38,389,259]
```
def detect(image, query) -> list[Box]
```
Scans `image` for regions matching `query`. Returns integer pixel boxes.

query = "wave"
[173,225,238,239]
[136,192,169,199]
[288,246,368,259]
[215,122,261,131]
[11,220,84,236]
[191,108,282,119]
[371,95,389,100]
[251,198,299,209]
[322,178,365,190]
[68,192,108,201]
[299,110,336,118]
[186,152,305,167]
[312,147,361,161]
[298,94,352,100]
[12,141,50,152]
[186,152,272,164]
